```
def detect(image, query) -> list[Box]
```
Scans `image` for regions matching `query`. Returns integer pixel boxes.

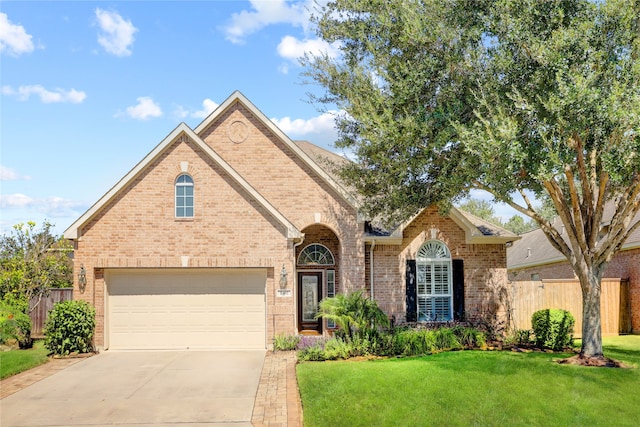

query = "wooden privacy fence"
[508,278,631,337]
[29,288,73,337]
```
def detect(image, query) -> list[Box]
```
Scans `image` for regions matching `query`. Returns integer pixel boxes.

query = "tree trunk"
[579,270,604,358]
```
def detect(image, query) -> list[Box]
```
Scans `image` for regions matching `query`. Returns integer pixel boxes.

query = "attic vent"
[526,248,531,258]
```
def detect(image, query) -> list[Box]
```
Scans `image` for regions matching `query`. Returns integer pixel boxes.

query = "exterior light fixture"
[279,264,288,289]
[78,265,87,293]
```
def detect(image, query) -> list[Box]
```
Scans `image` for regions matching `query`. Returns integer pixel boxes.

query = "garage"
[106,268,266,350]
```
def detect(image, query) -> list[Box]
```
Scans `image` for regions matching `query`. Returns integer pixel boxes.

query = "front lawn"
[297,336,640,427]
[0,340,49,380]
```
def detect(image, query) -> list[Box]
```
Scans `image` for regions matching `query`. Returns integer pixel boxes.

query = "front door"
[298,272,322,333]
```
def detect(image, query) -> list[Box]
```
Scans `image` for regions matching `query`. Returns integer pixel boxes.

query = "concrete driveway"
[1,350,265,427]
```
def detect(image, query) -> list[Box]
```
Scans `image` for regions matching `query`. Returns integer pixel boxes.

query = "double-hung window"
[175,174,194,217]
[416,241,452,321]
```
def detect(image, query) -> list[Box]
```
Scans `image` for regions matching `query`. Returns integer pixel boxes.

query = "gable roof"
[64,123,303,240]
[507,205,640,270]
[194,91,359,210]
[294,139,520,245]
[360,206,520,244]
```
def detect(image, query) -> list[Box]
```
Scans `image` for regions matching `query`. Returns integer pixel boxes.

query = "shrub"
[273,333,300,351]
[323,337,352,360]
[451,325,486,349]
[505,329,533,347]
[433,328,462,351]
[44,300,95,355]
[0,301,32,348]
[392,329,436,356]
[531,309,575,351]
[317,291,389,343]
[298,342,328,361]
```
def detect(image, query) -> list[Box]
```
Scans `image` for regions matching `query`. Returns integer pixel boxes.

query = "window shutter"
[406,260,417,322]
[452,259,465,321]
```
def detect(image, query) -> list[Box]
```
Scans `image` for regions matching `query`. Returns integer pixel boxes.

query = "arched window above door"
[297,243,335,265]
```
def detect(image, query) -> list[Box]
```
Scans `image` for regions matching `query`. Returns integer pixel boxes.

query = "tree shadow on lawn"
[385,350,636,388]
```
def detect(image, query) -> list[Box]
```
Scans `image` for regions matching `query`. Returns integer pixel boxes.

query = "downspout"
[370,240,376,300]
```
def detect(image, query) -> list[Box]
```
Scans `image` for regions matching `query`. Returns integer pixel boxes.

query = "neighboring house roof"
[507,205,640,270]
[64,123,304,241]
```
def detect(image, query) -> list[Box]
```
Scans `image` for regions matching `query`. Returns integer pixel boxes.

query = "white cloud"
[121,96,163,120]
[0,193,34,208]
[271,111,339,145]
[174,98,219,120]
[277,35,340,62]
[0,13,34,56]
[192,99,219,119]
[1,85,86,103]
[0,193,87,218]
[95,8,137,57]
[1,165,31,181]
[223,0,316,44]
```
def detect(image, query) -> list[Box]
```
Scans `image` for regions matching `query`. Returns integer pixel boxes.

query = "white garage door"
[106,269,266,350]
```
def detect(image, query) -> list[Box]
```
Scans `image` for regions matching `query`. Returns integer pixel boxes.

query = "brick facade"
[67,92,511,349]
[370,207,508,323]
[510,248,640,333]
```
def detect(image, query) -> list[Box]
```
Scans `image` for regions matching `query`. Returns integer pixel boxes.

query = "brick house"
[507,210,640,334]
[65,91,519,350]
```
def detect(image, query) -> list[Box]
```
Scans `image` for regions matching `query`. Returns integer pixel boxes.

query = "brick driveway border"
[1,350,302,427]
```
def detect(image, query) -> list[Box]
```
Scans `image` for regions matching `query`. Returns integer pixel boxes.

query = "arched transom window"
[297,244,335,266]
[416,240,452,321]
[175,174,194,217]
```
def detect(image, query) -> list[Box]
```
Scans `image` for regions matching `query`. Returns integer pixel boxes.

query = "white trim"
[64,123,302,240]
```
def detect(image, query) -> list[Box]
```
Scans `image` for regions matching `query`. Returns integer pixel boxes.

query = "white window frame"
[326,269,336,328]
[175,174,194,218]
[297,244,335,266]
[416,240,453,322]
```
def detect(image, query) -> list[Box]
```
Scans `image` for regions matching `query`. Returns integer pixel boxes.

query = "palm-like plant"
[317,290,390,341]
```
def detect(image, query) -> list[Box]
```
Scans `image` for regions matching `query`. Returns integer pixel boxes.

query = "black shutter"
[405,260,417,322]
[452,259,465,321]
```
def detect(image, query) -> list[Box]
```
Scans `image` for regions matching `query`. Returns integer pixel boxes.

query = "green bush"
[298,343,328,361]
[451,325,487,349]
[44,300,95,355]
[433,328,463,351]
[531,309,575,351]
[505,329,533,346]
[273,333,301,351]
[0,302,32,348]
[323,337,352,360]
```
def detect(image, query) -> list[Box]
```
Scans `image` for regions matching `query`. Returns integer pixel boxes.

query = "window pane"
[434,297,452,321]
[327,269,336,328]
[184,187,193,196]
[176,207,185,217]
[185,207,194,217]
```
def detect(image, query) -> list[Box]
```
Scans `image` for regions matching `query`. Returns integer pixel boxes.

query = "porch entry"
[298,272,323,333]
[296,241,338,333]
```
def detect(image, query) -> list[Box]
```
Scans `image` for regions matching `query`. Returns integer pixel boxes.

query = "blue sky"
[1,0,516,237]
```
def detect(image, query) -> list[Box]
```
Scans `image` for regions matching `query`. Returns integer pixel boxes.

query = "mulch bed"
[557,354,632,368]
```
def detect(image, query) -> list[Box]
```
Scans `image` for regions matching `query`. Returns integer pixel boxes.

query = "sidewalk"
[252,351,303,427]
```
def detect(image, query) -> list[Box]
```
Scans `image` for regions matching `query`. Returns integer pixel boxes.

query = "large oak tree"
[304,0,639,360]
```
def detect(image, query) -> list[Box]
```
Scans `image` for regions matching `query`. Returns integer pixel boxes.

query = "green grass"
[297,336,640,427]
[0,340,50,380]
